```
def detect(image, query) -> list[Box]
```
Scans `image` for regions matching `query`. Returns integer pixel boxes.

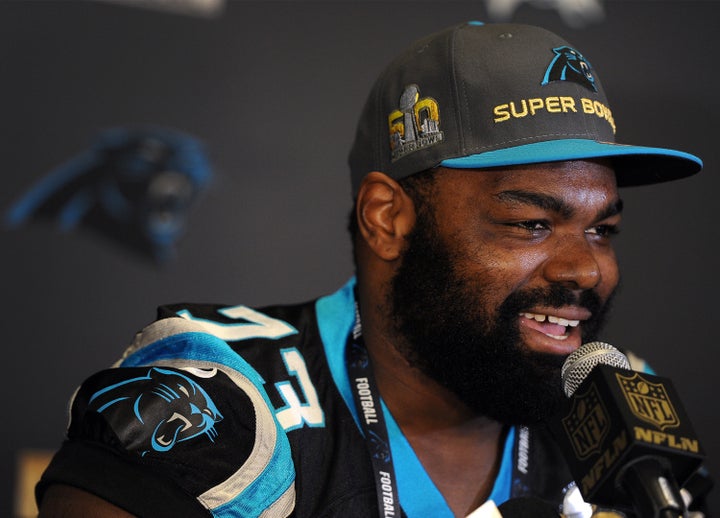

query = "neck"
[356,289,506,517]
[366,329,504,438]
[369,342,506,517]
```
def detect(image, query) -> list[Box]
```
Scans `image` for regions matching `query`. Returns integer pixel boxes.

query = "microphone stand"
[617,456,688,518]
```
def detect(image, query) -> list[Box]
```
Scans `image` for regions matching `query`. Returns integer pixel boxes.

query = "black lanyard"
[346,300,403,518]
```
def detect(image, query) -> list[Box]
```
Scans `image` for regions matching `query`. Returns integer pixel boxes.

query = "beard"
[389,205,614,426]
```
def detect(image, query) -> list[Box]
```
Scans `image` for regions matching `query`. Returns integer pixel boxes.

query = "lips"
[518,309,588,355]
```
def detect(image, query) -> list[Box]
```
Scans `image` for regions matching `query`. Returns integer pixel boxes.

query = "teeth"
[547,315,580,327]
[521,312,580,328]
[546,333,569,341]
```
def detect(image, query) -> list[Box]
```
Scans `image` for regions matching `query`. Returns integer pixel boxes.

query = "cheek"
[597,252,620,297]
[458,241,544,295]
[452,225,542,270]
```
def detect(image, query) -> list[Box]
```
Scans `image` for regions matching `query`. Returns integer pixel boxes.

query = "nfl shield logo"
[562,383,610,459]
[616,372,680,431]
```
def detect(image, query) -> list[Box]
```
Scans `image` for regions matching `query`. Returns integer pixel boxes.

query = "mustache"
[500,284,605,317]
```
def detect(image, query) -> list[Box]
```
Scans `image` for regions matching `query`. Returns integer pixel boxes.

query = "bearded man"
[36,21,708,518]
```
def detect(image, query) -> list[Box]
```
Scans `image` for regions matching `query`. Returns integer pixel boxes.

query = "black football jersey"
[38,279,591,517]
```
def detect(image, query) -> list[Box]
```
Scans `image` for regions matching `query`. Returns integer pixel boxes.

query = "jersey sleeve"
[36,317,296,518]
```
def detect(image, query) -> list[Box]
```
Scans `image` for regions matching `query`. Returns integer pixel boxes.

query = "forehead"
[431,160,619,204]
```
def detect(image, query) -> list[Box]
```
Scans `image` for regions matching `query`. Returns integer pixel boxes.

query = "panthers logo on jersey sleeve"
[86,366,223,456]
[68,316,297,517]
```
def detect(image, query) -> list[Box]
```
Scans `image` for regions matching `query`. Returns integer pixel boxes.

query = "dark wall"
[1,1,717,515]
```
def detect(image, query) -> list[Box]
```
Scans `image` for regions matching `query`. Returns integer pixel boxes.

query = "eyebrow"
[494,190,624,221]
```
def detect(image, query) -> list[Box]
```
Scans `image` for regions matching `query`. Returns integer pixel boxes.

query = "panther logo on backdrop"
[4,126,212,263]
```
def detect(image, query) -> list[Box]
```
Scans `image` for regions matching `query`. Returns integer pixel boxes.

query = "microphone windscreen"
[497,497,559,517]
[561,341,630,396]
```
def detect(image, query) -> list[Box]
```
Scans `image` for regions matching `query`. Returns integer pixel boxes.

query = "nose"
[542,235,602,290]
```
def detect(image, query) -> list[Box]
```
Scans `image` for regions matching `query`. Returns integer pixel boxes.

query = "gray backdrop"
[1,1,717,515]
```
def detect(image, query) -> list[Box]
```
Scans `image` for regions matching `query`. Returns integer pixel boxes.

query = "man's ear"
[356,172,414,261]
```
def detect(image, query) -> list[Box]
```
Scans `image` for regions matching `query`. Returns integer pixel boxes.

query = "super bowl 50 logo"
[616,372,680,431]
[388,84,444,162]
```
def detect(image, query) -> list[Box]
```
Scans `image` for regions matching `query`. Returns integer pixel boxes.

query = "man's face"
[389,160,621,425]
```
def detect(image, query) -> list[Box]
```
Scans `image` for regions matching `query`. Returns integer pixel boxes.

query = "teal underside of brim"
[440,139,702,178]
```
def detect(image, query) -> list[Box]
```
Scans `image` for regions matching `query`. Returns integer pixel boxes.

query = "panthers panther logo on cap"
[542,45,597,92]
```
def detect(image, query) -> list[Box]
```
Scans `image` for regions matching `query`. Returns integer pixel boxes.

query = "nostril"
[542,251,601,290]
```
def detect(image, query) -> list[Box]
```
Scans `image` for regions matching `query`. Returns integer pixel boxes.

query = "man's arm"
[36,316,297,517]
[38,484,134,517]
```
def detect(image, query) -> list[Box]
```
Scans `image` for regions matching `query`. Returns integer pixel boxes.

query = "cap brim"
[440,139,702,186]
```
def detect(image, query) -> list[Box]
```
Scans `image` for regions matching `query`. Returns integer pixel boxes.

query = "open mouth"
[519,311,580,341]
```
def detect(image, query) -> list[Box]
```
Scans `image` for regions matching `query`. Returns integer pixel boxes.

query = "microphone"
[548,342,706,518]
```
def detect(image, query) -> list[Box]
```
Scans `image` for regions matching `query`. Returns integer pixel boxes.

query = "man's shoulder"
[40,322,299,517]
[125,298,330,384]
[153,298,317,348]
[156,298,316,331]
[134,280,358,383]
[150,281,356,356]
[37,285,370,517]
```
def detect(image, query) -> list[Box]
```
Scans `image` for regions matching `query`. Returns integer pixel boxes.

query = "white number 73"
[177,306,325,430]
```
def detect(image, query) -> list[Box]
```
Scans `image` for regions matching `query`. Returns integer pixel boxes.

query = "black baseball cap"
[348,22,702,195]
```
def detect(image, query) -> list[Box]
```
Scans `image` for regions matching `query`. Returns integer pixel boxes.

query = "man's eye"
[515,220,548,233]
[586,224,620,237]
